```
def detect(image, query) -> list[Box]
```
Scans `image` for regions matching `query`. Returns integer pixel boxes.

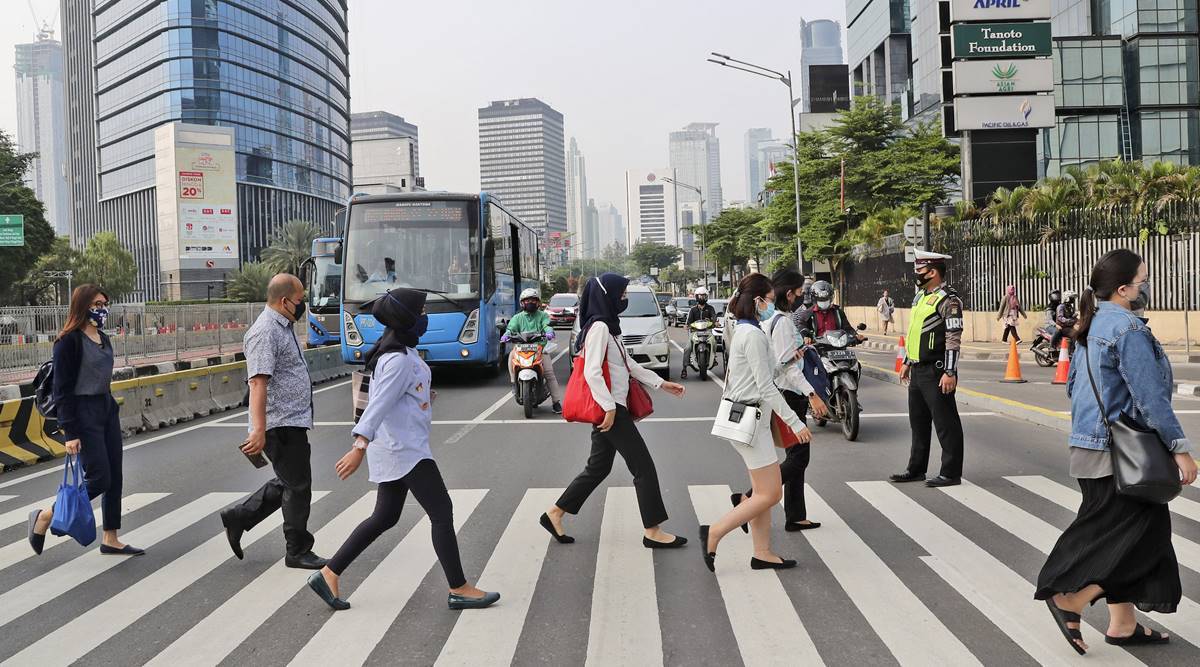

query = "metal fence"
[0,303,306,384]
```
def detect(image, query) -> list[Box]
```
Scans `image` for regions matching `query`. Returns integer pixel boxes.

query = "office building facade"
[15,31,69,236]
[847,0,912,106]
[351,112,422,194]
[478,98,568,240]
[625,169,679,248]
[596,201,625,251]
[744,128,774,204]
[565,137,588,258]
[801,19,846,112]
[61,0,351,300]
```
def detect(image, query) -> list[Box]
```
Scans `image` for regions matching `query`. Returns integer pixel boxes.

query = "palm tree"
[1155,166,1200,212]
[1021,176,1083,243]
[225,261,274,302]
[260,220,320,276]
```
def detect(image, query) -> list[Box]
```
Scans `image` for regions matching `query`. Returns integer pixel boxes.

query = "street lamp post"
[658,175,708,294]
[708,53,805,273]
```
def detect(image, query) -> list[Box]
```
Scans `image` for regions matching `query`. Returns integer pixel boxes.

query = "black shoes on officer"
[925,476,962,488]
[888,471,961,487]
[286,551,329,569]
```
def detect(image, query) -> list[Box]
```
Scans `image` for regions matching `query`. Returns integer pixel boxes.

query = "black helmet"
[811,280,834,301]
[1049,289,1061,303]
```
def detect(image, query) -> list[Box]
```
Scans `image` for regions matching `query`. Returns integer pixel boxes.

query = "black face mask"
[523,301,539,314]
[697,296,707,304]
[291,298,307,320]
[914,269,935,288]
[617,297,629,314]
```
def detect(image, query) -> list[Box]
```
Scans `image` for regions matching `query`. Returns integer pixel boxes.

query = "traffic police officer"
[889,250,965,488]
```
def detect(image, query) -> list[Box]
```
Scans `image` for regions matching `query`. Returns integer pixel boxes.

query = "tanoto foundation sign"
[952,22,1052,59]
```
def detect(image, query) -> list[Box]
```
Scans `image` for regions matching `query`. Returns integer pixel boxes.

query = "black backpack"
[33,332,80,419]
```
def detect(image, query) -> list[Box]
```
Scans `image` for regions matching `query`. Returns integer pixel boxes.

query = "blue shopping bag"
[49,455,96,547]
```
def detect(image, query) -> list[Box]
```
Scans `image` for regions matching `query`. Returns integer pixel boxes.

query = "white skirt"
[729,412,779,470]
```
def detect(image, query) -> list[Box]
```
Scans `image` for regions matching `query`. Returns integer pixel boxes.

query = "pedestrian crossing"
[0,478,1198,665]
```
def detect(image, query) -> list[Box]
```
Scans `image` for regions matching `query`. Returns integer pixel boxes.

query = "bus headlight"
[344,311,363,347]
[459,309,480,344]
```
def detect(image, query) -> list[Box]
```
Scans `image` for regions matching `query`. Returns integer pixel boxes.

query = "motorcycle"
[507,331,556,419]
[812,324,866,441]
[682,320,719,381]
[1031,324,1074,367]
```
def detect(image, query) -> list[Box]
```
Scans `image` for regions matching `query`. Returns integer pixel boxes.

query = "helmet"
[520,288,540,302]
[1049,289,1062,302]
[1062,289,1078,300]
[694,286,708,297]
[811,281,834,310]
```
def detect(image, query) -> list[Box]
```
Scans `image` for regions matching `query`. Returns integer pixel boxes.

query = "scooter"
[813,324,866,441]
[508,331,556,419]
[1031,326,1059,367]
[681,320,719,381]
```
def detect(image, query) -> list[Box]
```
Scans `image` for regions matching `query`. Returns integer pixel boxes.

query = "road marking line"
[0,492,241,628]
[0,495,13,503]
[2,494,321,666]
[584,487,663,666]
[941,480,1200,648]
[435,488,562,667]
[689,484,825,666]
[0,495,54,529]
[146,491,379,667]
[201,412,1000,428]
[289,490,487,667]
[441,350,569,445]
[849,482,1142,666]
[0,493,169,572]
[671,338,725,389]
[802,485,979,666]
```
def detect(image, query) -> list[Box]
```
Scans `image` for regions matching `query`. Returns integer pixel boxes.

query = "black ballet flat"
[99,544,146,556]
[642,535,688,549]
[307,571,350,611]
[784,521,821,532]
[730,493,748,534]
[539,513,575,544]
[750,557,797,570]
[698,525,716,573]
[28,510,45,556]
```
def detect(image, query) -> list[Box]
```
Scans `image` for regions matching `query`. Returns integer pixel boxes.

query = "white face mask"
[817,300,832,310]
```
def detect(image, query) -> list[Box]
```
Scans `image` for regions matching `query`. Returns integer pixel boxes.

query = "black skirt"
[1035,476,1181,613]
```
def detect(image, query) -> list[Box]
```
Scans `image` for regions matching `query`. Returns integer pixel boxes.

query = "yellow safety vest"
[905,290,946,362]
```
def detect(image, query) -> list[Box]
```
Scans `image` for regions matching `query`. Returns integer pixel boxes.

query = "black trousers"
[906,363,964,479]
[328,459,466,588]
[556,405,668,529]
[74,395,124,531]
[228,426,315,557]
[1002,324,1020,342]
[744,391,811,522]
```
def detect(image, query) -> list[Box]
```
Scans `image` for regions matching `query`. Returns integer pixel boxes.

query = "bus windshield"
[343,200,479,303]
[309,255,342,310]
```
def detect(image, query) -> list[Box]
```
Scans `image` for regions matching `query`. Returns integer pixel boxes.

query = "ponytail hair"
[1074,249,1142,344]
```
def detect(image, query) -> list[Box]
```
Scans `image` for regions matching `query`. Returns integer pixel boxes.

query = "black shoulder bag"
[1083,346,1182,504]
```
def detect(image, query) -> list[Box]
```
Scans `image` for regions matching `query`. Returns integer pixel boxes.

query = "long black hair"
[731,273,773,320]
[770,269,805,313]
[1076,249,1143,344]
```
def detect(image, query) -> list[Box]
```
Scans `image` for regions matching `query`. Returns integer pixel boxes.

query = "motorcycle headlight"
[645,331,668,346]
[343,311,363,347]
[827,331,849,348]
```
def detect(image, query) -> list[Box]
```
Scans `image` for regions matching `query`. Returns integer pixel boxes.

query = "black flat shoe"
[28,510,45,556]
[750,557,797,570]
[286,551,329,570]
[539,513,575,544]
[307,571,350,610]
[643,535,688,549]
[448,591,501,610]
[730,493,748,534]
[698,525,716,573]
[220,509,244,560]
[925,476,961,488]
[785,521,821,532]
[99,544,145,556]
[888,471,925,483]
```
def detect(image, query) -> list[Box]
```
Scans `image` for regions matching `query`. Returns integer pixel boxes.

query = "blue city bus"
[338,192,540,371]
[304,236,343,346]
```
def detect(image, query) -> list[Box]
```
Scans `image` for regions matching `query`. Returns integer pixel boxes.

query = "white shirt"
[725,322,804,432]
[352,351,434,483]
[764,312,815,397]
[583,324,664,412]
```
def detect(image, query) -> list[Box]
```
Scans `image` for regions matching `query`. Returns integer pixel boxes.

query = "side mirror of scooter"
[857,323,867,331]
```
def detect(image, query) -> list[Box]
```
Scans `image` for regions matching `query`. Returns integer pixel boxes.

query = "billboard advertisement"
[952,58,1054,94]
[954,94,1055,130]
[950,0,1052,22]
[952,22,1052,59]
[174,145,238,260]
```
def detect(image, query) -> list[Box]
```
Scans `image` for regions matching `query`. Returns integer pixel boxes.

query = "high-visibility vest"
[905,289,947,363]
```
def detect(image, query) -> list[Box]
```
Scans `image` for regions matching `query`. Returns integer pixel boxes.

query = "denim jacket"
[1067,302,1192,454]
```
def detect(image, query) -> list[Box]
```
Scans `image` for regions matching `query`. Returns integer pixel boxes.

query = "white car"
[570,285,671,378]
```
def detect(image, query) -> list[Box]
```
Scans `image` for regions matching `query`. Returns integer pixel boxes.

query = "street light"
[658,175,709,294]
[708,52,805,273]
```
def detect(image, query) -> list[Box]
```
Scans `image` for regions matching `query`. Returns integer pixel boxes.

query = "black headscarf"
[576,273,629,351]
[363,287,428,372]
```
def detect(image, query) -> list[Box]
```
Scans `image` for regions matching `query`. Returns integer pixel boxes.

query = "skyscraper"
[596,202,625,251]
[565,137,588,258]
[744,128,774,204]
[478,98,568,241]
[846,0,911,107]
[14,29,69,236]
[800,19,845,113]
[351,112,422,193]
[625,169,679,247]
[669,123,723,223]
[60,0,351,300]
[583,198,600,259]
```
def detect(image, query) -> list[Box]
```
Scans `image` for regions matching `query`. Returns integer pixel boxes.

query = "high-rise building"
[625,169,679,248]
[846,0,911,107]
[351,112,422,194]
[744,128,773,204]
[60,0,351,300]
[565,137,588,258]
[757,141,792,205]
[669,123,723,222]
[596,201,625,251]
[582,198,600,259]
[478,98,568,240]
[14,29,69,236]
[801,19,846,113]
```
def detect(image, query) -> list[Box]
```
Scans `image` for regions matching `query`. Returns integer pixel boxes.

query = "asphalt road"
[0,326,1198,665]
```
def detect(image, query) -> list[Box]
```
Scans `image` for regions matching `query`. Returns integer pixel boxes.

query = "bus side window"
[483,238,496,300]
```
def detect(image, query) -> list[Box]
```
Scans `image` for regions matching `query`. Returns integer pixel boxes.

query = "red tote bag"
[562,338,654,424]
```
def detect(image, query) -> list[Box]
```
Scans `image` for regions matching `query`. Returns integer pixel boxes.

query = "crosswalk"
[0,478,1197,665]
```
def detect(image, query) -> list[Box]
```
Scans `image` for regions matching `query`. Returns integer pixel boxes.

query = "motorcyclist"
[1050,289,1078,355]
[681,287,717,379]
[502,288,562,413]
[1044,289,1063,330]
[796,280,863,344]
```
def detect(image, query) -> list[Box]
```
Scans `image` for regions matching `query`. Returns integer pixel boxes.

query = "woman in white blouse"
[701,273,811,572]
[541,274,688,548]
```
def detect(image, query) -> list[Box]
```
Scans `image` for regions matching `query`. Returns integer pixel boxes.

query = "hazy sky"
[1,0,846,207]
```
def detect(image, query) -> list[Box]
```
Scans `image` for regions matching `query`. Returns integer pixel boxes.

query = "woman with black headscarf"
[540,273,689,548]
[305,287,500,612]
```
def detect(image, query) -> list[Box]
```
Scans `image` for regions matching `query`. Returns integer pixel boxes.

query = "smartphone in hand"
[240,443,269,468]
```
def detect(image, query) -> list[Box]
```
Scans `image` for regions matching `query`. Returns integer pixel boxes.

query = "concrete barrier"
[0,397,65,473]
[109,377,143,435]
[175,366,217,417]
[208,362,247,411]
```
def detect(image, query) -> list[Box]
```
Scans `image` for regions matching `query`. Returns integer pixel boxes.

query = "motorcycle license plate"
[516,344,540,352]
[826,350,855,361]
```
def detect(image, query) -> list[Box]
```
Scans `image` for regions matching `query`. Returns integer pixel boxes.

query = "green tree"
[628,240,682,276]
[225,261,274,302]
[19,236,82,305]
[0,129,56,305]
[261,219,320,276]
[75,231,139,297]
[659,265,704,294]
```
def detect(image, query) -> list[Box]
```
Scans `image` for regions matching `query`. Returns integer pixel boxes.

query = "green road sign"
[952,22,1052,59]
[0,215,24,247]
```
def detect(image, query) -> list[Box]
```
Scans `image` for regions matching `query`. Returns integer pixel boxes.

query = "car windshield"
[549,294,577,307]
[710,299,729,315]
[308,256,341,309]
[623,291,662,317]
[674,298,694,308]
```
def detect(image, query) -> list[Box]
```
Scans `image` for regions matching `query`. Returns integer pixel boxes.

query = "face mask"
[817,300,832,311]
[697,296,707,304]
[412,314,429,338]
[88,307,109,328]
[291,298,306,321]
[1128,281,1151,312]
[523,301,539,314]
[757,300,775,322]
[617,297,629,314]
[914,270,934,288]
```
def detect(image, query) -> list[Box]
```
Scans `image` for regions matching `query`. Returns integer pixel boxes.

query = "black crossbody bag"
[1083,347,1182,504]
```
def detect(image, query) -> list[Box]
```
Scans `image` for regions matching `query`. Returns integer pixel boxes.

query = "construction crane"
[27,0,59,40]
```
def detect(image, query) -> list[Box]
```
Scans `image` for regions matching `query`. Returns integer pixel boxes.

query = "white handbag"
[711,397,761,445]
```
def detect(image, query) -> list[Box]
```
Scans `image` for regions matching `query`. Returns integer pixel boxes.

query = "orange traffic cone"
[1052,337,1071,385]
[895,336,906,373]
[999,337,1027,383]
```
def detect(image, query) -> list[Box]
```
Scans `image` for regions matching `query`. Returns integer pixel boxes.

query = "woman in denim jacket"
[1037,249,1197,654]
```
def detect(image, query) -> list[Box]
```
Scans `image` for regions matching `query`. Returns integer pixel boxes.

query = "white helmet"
[520,288,540,302]
[694,286,708,296]
[1063,289,1079,300]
